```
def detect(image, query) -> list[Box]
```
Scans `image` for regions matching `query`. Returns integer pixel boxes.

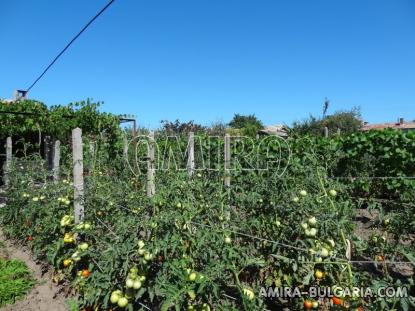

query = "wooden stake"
[53,140,61,182]
[4,137,12,186]
[224,134,231,187]
[44,136,52,170]
[187,132,195,177]
[147,131,155,197]
[72,128,84,224]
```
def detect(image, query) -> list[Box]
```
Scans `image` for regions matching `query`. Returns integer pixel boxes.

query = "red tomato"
[304,300,313,309]
[27,235,33,241]
[81,269,91,278]
[332,296,343,306]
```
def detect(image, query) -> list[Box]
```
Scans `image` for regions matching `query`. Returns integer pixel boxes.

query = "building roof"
[259,124,289,137]
[361,118,415,131]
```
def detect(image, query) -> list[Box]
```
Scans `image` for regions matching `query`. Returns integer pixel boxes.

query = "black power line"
[26,0,116,93]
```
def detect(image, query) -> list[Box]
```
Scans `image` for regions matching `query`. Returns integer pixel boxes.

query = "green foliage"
[0,130,414,310]
[0,258,35,307]
[0,99,124,144]
[292,108,362,136]
[159,119,206,135]
[228,114,264,137]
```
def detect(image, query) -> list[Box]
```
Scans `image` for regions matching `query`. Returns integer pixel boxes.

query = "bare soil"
[0,231,70,311]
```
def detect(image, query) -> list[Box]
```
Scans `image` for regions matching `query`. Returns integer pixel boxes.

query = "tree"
[228,114,264,137]
[292,107,362,136]
[159,119,206,135]
[206,121,227,136]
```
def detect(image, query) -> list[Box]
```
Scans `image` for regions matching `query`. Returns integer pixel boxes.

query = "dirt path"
[0,231,70,311]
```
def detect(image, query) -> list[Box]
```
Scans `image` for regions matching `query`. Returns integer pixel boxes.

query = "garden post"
[72,128,84,224]
[187,132,195,177]
[53,140,61,182]
[124,135,128,157]
[89,141,96,172]
[89,141,95,156]
[324,127,329,138]
[123,135,129,168]
[4,137,12,186]
[44,136,52,171]
[224,134,231,187]
[147,131,155,197]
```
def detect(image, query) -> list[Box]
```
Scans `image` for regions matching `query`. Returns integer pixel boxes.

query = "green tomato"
[144,252,153,261]
[308,216,317,226]
[133,280,142,290]
[117,297,129,308]
[309,228,317,236]
[299,190,307,197]
[224,236,232,244]
[110,293,120,304]
[329,189,337,197]
[78,243,88,251]
[320,247,329,258]
[188,272,197,281]
[242,288,255,300]
[126,278,134,288]
[187,289,196,300]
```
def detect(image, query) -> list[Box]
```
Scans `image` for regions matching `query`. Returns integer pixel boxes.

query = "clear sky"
[1,0,414,128]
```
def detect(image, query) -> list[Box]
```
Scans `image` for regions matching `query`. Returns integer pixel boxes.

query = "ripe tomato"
[303,300,313,309]
[377,255,385,261]
[81,269,91,278]
[63,259,72,267]
[314,269,324,280]
[158,255,164,262]
[332,296,343,305]
[27,235,33,241]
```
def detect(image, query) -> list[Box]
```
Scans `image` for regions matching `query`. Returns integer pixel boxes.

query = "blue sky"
[1,0,414,129]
